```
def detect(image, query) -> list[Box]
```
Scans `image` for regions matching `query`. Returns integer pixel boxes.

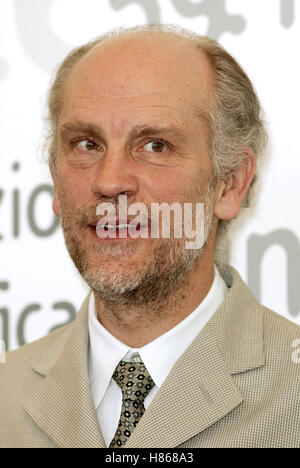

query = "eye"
[143,140,168,153]
[75,139,102,152]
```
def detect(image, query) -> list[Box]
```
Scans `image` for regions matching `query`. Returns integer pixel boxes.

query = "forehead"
[61,34,213,126]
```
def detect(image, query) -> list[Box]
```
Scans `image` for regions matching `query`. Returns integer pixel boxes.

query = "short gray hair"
[45,24,268,265]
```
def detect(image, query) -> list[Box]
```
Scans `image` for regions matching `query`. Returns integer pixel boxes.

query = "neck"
[94,250,215,348]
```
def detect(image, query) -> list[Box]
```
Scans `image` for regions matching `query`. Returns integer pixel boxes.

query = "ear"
[214,151,256,221]
[50,169,61,218]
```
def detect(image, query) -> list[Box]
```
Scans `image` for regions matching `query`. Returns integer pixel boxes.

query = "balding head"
[48,25,266,172]
[68,30,213,97]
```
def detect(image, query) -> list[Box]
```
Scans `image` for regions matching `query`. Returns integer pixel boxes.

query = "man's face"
[53,34,216,305]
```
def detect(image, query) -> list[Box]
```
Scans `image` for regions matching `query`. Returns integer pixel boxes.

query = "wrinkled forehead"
[63,33,213,118]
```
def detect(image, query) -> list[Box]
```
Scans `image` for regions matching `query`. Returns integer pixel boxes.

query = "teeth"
[99,224,131,229]
[97,223,142,230]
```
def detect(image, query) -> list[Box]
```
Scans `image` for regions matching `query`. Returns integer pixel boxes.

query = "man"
[1,25,299,448]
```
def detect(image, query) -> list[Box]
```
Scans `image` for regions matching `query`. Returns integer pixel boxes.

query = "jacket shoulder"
[0,322,73,390]
[263,304,300,341]
[262,305,300,367]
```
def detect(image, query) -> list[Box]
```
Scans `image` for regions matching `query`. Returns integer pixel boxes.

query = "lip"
[89,217,146,227]
[88,220,149,241]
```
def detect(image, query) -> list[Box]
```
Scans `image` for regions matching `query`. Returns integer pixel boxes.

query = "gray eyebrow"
[128,125,188,143]
[59,121,105,140]
[59,121,189,144]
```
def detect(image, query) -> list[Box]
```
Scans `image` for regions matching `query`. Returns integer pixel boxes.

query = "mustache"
[76,201,151,227]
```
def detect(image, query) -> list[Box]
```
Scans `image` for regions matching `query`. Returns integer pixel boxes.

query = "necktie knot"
[113,360,155,404]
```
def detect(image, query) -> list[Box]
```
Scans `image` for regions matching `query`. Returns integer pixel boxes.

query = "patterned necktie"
[109,360,155,448]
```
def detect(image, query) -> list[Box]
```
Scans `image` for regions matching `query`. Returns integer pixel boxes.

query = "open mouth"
[89,221,147,240]
[101,223,141,232]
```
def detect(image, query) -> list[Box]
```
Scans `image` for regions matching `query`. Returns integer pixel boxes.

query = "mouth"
[88,220,148,240]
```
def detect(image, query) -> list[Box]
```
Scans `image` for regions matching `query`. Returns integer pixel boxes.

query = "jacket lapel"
[125,266,265,448]
[125,324,244,448]
[208,265,265,375]
[23,294,106,448]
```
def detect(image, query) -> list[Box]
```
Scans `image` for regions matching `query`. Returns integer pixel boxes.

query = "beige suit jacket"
[1,265,300,448]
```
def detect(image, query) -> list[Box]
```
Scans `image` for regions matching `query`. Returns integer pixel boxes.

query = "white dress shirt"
[88,265,228,447]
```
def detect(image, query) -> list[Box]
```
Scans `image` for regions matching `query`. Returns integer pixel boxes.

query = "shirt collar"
[88,265,228,408]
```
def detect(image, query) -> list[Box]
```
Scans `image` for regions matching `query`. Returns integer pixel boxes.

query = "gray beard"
[82,238,202,308]
[62,232,213,317]
[60,186,215,311]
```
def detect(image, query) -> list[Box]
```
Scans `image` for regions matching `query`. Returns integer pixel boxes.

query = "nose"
[91,148,139,199]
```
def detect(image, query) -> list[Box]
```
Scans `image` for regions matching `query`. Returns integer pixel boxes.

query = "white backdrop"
[1,0,299,352]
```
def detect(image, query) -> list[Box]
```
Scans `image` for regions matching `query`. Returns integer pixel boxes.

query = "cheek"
[145,170,209,203]
[142,176,182,203]
[56,169,92,209]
